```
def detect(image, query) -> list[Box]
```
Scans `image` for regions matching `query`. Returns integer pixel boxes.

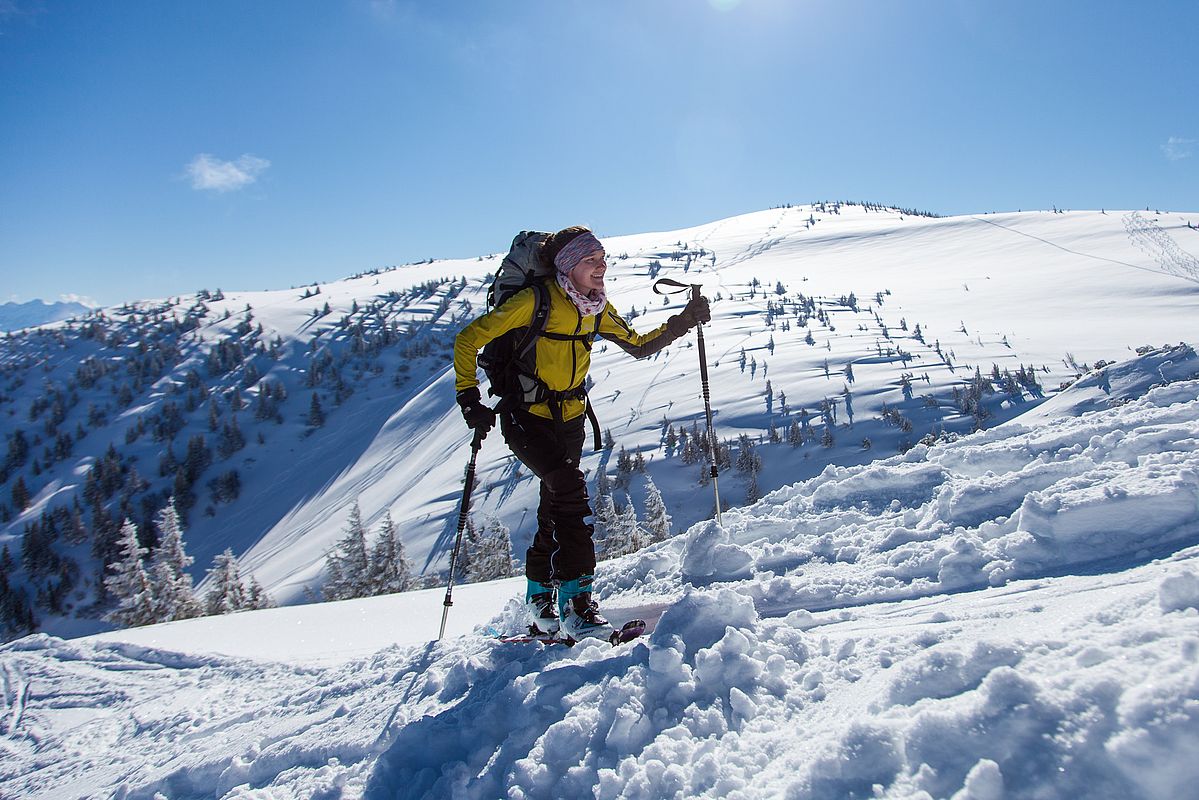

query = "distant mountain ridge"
[0,299,93,332]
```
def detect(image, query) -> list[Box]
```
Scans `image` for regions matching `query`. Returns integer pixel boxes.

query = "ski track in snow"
[0,661,28,737]
[5,366,1199,798]
[1123,211,1199,284]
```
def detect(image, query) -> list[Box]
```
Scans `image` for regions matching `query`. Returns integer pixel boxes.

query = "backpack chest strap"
[535,309,602,350]
[540,330,597,349]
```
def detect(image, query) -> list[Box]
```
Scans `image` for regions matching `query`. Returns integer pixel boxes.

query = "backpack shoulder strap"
[513,280,551,359]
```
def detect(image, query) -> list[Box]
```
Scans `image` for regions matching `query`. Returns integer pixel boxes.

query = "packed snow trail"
[3,360,1199,799]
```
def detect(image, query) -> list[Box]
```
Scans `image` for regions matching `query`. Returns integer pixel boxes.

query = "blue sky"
[1,0,1196,307]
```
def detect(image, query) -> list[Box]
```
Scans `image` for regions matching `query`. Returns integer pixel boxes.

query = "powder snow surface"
[3,370,1199,799]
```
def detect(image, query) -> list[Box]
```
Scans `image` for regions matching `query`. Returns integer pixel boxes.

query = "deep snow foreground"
[3,370,1199,799]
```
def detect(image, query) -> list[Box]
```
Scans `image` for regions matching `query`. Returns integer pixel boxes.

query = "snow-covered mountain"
[0,299,93,332]
[2,354,1198,799]
[2,203,1198,644]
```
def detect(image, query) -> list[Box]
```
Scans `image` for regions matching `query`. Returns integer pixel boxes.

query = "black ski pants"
[500,408,595,583]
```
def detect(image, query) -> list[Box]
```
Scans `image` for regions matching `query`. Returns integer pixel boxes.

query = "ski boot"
[524,579,560,637]
[557,574,613,643]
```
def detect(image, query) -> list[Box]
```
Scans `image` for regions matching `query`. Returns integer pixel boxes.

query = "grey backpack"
[486,231,553,310]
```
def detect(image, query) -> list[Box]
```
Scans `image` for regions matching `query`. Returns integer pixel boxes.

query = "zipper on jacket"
[569,306,583,387]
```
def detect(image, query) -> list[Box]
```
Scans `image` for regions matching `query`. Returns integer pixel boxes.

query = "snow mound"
[1159,569,1199,613]
[602,375,1199,613]
[1010,343,1198,425]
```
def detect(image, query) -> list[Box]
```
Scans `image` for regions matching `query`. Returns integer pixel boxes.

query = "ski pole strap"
[653,278,691,295]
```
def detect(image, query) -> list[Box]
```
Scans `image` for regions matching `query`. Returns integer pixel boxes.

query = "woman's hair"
[539,226,592,271]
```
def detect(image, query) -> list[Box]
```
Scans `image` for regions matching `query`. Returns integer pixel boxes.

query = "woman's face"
[568,249,607,296]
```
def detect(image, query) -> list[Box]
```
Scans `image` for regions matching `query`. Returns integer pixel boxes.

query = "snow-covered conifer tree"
[643,477,671,544]
[821,425,836,448]
[1,546,37,640]
[616,446,633,474]
[596,468,611,498]
[307,393,325,427]
[454,517,480,583]
[746,463,761,503]
[11,476,31,511]
[217,416,245,459]
[325,500,370,600]
[204,549,246,615]
[468,517,514,581]
[680,434,700,465]
[787,420,802,446]
[592,493,618,559]
[323,557,346,602]
[148,499,201,622]
[104,518,157,627]
[736,434,758,474]
[244,576,275,610]
[615,502,643,556]
[369,511,413,594]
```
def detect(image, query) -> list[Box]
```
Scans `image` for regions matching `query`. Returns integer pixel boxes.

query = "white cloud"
[185,153,271,192]
[1161,137,1195,162]
[59,293,99,307]
[0,0,45,33]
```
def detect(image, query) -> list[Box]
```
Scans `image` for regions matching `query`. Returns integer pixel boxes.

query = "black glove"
[666,293,711,336]
[456,387,496,438]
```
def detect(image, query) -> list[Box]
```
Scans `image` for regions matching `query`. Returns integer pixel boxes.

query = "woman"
[453,226,709,640]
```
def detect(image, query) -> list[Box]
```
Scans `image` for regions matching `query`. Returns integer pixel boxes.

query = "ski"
[494,619,647,647]
[496,630,565,645]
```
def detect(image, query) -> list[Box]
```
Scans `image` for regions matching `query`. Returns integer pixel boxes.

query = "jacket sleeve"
[453,289,536,391]
[597,304,688,360]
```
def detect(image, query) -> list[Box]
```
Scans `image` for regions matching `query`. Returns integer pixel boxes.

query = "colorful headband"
[554,232,604,275]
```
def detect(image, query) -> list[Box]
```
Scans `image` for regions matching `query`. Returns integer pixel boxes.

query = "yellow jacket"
[454,280,684,421]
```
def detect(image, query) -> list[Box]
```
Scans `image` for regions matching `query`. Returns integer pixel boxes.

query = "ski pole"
[653,278,724,527]
[691,285,724,528]
[439,428,484,640]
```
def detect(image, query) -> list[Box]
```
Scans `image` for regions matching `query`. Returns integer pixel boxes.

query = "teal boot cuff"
[556,574,594,617]
[525,578,554,603]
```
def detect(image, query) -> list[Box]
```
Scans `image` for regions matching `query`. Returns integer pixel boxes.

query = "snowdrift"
[3,355,1198,799]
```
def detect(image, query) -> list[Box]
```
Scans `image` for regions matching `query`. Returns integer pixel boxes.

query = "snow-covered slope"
[2,359,1198,799]
[2,204,1198,641]
[225,205,1199,603]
